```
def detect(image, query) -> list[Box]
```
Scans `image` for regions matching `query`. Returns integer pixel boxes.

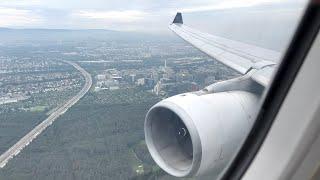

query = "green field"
[29,106,48,112]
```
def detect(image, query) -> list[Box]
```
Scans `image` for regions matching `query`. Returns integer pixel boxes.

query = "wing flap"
[251,66,276,87]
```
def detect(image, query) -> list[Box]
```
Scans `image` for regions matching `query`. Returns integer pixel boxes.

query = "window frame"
[220,1,320,179]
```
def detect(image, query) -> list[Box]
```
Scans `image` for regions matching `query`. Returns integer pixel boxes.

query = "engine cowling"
[144,91,259,177]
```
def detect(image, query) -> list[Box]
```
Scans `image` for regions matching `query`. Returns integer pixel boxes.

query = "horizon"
[0,0,308,51]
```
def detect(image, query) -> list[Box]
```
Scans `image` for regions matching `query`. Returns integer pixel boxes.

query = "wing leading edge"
[169,13,281,86]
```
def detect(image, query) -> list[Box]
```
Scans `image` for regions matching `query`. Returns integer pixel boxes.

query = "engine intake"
[145,91,259,177]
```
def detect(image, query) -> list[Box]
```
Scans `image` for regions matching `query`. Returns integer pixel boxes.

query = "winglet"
[172,12,183,24]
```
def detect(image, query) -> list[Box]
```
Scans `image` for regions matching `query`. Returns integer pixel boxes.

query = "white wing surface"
[169,13,281,86]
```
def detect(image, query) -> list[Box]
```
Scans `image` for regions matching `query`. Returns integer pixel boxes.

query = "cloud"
[0,7,43,27]
[177,0,298,13]
[72,10,148,23]
[0,0,42,7]
[0,0,306,33]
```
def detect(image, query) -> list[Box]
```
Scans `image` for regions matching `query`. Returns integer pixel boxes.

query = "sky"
[0,0,307,32]
[0,0,309,50]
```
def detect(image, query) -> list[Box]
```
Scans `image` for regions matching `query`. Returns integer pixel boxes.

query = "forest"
[0,88,196,180]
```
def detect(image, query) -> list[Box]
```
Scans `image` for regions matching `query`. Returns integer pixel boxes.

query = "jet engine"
[144,91,259,177]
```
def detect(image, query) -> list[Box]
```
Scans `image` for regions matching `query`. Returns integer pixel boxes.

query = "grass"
[29,106,47,112]
[128,148,144,175]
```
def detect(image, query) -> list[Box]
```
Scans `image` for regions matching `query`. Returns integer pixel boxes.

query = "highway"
[0,61,92,168]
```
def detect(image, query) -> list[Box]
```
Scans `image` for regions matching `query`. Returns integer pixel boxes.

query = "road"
[0,61,92,168]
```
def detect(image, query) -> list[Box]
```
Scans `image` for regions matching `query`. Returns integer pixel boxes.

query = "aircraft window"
[0,0,309,179]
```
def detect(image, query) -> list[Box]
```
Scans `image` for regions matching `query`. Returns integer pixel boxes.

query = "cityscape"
[0,30,239,180]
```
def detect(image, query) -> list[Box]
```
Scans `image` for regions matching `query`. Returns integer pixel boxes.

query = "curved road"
[0,61,92,168]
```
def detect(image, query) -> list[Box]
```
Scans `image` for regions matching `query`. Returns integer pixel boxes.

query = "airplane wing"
[169,13,282,87]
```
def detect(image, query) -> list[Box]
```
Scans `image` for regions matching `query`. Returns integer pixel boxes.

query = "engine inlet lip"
[145,100,202,177]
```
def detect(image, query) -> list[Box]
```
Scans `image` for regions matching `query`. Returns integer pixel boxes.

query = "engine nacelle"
[144,91,259,177]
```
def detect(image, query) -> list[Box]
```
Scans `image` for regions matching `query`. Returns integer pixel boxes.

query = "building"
[136,78,145,86]
[153,81,162,96]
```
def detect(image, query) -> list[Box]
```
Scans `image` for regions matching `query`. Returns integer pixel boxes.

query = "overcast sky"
[0,0,309,50]
[0,0,306,31]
